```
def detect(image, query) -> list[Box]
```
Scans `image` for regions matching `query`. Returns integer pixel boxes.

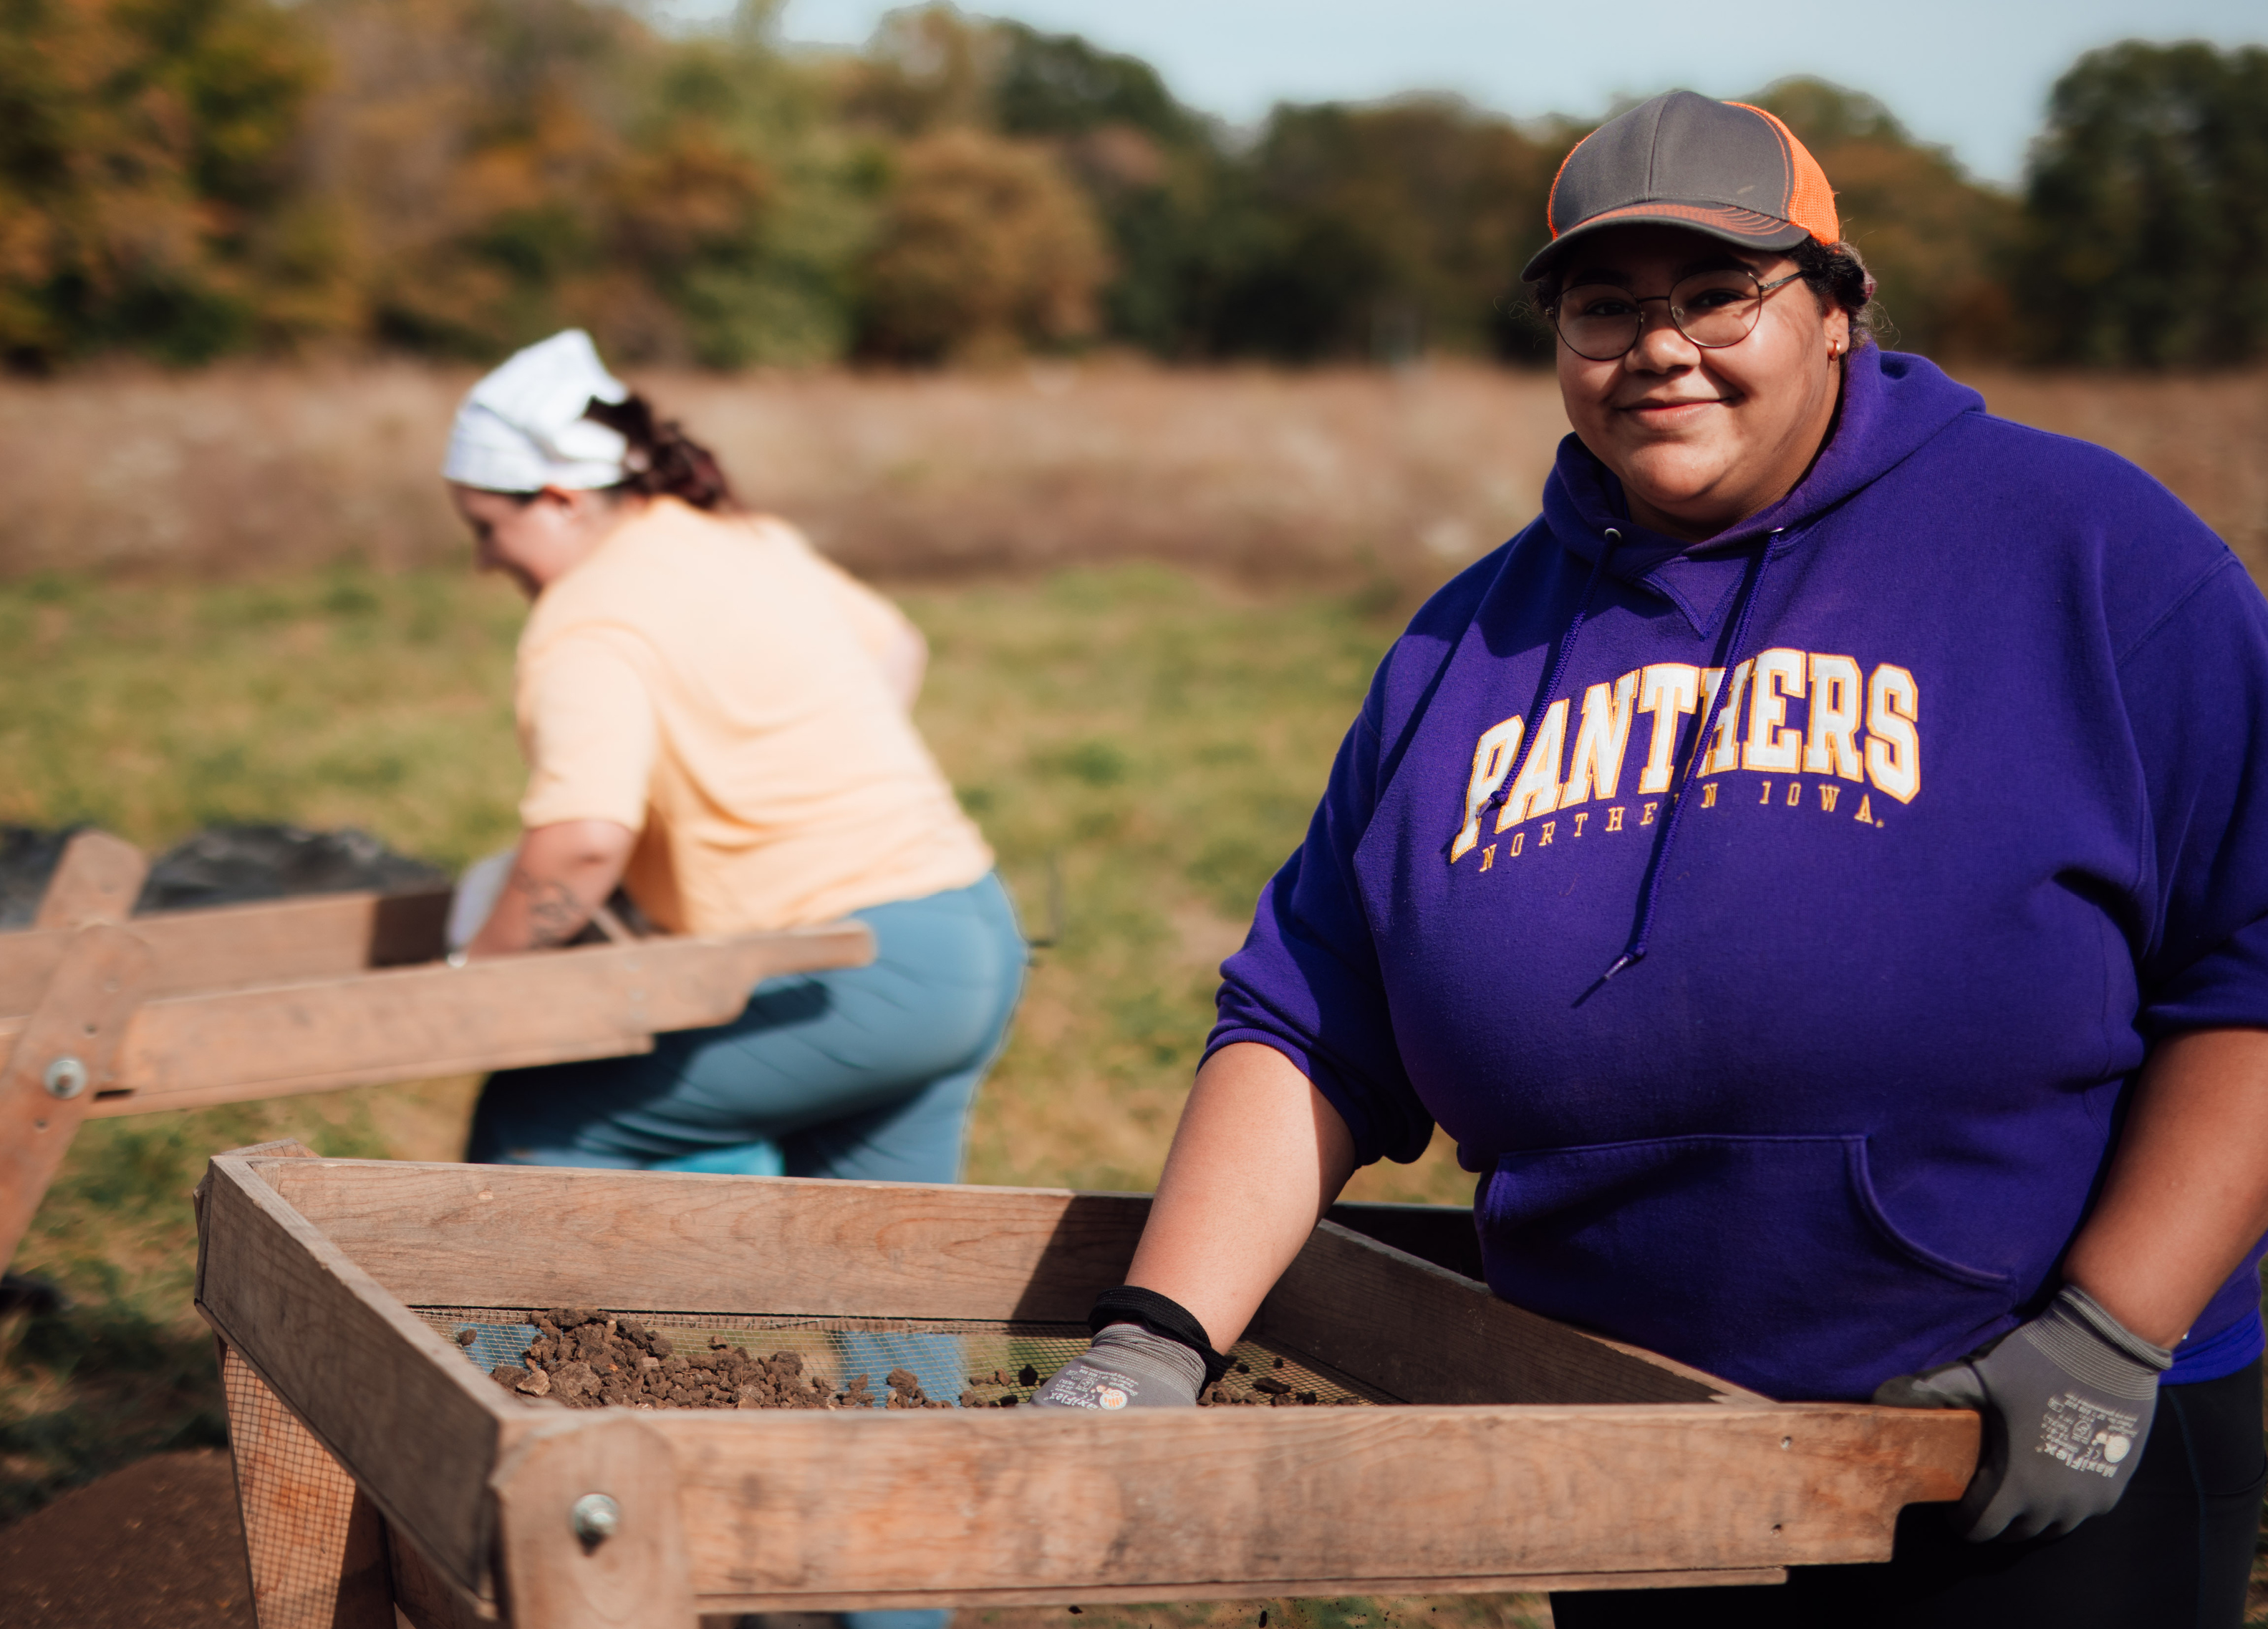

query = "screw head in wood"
[571,1492,621,1547]
[42,1056,88,1099]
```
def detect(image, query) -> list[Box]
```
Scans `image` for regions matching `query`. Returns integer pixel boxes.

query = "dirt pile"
[0,1449,252,1628]
[485,1307,950,1410]
[1203,1355,1353,1407]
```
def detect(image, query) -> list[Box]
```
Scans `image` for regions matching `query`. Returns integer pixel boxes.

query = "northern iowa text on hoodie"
[1210,349,2268,1401]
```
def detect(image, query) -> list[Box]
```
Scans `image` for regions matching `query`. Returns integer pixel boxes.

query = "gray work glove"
[1030,1323,1203,1410]
[1874,1285,2173,1543]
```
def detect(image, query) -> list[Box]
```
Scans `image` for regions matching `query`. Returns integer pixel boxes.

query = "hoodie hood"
[1542,347,1987,595]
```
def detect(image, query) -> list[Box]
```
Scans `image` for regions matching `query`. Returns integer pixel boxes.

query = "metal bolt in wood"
[0,909,155,1267]
[571,1493,622,1547]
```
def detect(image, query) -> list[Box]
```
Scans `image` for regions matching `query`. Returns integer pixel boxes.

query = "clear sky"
[736,0,2268,186]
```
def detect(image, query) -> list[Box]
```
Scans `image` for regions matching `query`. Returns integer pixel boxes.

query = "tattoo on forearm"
[509,868,589,949]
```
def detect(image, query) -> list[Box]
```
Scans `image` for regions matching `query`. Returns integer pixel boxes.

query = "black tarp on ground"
[0,823,446,927]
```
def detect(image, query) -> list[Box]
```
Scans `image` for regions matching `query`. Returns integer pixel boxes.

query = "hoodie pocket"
[1475,1133,2017,1401]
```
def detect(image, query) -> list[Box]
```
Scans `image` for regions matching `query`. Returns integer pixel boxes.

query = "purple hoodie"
[1210,349,2268,1402]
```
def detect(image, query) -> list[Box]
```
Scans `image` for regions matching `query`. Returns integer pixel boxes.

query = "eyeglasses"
[1552,267,1806,361]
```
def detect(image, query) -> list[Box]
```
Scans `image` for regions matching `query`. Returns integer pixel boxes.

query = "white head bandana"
[442,329,632,493]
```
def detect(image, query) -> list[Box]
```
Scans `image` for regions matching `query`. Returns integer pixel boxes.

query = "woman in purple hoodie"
[1033,92,2268,1625]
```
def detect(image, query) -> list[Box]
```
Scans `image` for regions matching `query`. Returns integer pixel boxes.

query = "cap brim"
[1521,203,1810,283]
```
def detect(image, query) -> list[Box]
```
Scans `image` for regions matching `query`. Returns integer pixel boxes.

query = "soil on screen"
[472,1306,1373,1409]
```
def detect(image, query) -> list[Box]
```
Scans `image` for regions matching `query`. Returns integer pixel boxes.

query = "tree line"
[2,0,2261,371]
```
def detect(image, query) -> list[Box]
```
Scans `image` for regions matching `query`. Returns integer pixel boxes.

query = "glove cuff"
[2055,1285,2174,1373]
[1089,1285,1232,1387]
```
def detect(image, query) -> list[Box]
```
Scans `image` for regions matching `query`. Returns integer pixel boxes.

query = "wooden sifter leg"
[0,831,153,1270]
[32,829,148,930]
[0,917,154,1270]
[219,1339,398,1629]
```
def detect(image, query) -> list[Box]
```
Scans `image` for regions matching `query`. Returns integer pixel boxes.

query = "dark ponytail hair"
[1789,238,1883,343]
[582,393,735,511]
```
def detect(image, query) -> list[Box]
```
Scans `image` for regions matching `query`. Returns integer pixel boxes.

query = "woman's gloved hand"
[1031,1323,1203,1410]
[1873,1285,2173,1543]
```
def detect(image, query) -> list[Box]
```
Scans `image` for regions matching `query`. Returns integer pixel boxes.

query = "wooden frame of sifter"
[1,831,874,1270]
[195,1142,1979,1629]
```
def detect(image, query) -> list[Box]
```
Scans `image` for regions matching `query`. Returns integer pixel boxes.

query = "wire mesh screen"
[220,1342,389,1628]
[413,1307,1383,1408]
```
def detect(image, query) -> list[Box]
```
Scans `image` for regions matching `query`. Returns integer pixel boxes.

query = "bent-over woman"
[445,330,1024,1199]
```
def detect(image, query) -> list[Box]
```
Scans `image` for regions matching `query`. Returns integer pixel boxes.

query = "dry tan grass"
[1961,368,2268,572]
[12,357,2253,589]
[0,357,1571,589]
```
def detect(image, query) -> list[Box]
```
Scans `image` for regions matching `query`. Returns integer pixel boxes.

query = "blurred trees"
[0,0,331,366]
[846,10,1570,362]
[4,3,2264,371]
[300,0,864,365]
[1749,79,2015,359]
[983,20,1232,358]
[843,10,1113,359]
[1198,100,1570,362]
[858,127,1109,361]
[2022,42,2268,367]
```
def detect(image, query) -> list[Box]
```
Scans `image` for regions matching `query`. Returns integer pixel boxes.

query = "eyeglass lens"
[1555,269,1767,361]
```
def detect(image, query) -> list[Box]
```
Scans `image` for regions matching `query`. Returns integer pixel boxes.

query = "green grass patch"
[907,564,1430,1192]
[0,564,529,863]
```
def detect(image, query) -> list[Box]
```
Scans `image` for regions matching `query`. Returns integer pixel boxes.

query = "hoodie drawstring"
[1596,532,1780,985]
[1471,529,1621,839]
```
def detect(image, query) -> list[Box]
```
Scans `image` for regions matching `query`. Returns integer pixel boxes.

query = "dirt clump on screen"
[1204,1354,1347,1407]
[488,1307,953,1410]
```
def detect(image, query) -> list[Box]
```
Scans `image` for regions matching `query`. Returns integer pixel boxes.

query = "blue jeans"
[466,873,1025,1184]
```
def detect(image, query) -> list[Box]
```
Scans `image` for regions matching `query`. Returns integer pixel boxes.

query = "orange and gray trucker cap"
[1522,90,1840,281]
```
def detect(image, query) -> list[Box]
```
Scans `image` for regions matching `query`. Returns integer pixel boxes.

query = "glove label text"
[2033,1390,2139,1479]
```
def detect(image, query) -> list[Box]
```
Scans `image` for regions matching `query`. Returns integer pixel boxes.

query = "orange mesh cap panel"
[1727,102,1840,244]
[1523,90,1841,279]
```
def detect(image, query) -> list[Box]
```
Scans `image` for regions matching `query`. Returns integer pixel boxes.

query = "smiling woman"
[1031,89,2268,1629]
[1540,236,1853,541]
[1522,98,1878,546]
